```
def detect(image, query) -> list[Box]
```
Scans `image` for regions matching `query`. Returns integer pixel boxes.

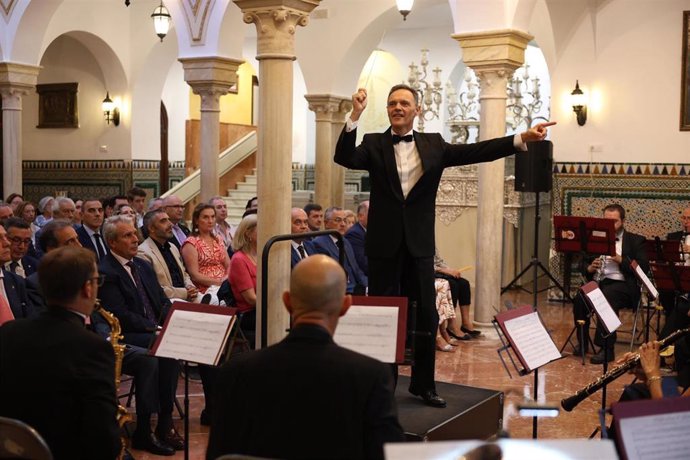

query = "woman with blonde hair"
[228,214,258,345]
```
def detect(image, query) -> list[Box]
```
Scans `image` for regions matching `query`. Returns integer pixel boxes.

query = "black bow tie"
[392,134,414,145]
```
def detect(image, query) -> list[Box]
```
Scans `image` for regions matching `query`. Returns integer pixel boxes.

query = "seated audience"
[127,186,147,228]
[4,218,38,278]
[162,195,189,248]
[209,196,235,249]
[434,248,480,340]
[181,203,230,293]
[0,224,33,321]
[313,207,367,295]
[52,197,77,223]
[5,193,23,212]
[245,195,258,213]
[0,203,14,221]
[104,195,128,218]
[35,195,54,228]
[76,198,109,261]
[206,255,404,460]
[344,209,356,231]
[434,278,458,352]
[229,214,258,339]
[98,215,183,454]
[74,198,83,226]
[304,202,323,231]
[15,201,40,258]
[345,200,368,275]
[290,207,316,268]
[0,246,121,460]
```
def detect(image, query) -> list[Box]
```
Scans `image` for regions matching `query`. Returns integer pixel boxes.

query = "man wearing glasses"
[162,195,189,249]
[3,217,38,278]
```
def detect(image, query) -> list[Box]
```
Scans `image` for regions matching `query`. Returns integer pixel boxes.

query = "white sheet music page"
[333,305,398,363]
[585,286,622,333]
[619,411,690,460]
[153,309,235,365]
[503,311,561,371]
[634,263,659,300]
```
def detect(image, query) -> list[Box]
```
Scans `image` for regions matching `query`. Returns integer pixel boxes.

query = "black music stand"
[648,238,688,321]
[554,216,616,359]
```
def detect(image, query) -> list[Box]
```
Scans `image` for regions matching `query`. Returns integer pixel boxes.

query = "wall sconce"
[396,0,414,21]
[102,92,120,126]
[570,80,587,126]
[151,1,171,42]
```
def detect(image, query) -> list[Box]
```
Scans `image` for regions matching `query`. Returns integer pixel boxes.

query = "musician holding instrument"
[667,206,690,266]
[0,246,121,460]
[572,204,648,364]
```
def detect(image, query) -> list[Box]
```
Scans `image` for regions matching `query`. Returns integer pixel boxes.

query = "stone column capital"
[0,62,40,108]
[234,0,320,59]
[304,94,352,122]
[180,56,244,111]
[452,29,532,72]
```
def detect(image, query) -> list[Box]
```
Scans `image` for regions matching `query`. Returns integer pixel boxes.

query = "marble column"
[453,30,532,323]
[235,0,320,346]
[180,57,243,201]
[0,63,40,196]
[305,94,351,208]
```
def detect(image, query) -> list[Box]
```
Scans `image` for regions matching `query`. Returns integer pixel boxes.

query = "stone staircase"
[224,170,257,225]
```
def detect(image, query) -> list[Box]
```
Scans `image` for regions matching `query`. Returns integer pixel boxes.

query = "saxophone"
[95,299,132,460]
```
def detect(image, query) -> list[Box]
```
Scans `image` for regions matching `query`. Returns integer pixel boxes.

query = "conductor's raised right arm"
[334,88,371,170]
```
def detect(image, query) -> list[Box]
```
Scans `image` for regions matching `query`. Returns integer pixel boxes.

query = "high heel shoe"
[461,325,482,337]
[446,328,471,341]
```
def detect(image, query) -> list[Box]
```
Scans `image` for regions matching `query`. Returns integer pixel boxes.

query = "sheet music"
[634,264,659,300]
[153,309,235,365]
[585,287,621,334]
[619,411,690,460]
[502,311,561,371]
[333,306,398,363]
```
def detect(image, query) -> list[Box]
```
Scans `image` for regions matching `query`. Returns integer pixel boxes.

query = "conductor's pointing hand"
[521,121,557,143]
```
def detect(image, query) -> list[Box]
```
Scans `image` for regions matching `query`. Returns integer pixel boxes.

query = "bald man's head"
[283,255,351,331]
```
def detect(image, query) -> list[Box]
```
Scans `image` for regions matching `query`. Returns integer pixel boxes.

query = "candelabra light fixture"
[407,49,442,133]
[506,64,549,131]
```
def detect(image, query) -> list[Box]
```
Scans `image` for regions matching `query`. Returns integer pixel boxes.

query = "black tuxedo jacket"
[0,307,120,460]
[76,224,110,259]
[206,324,404,460]
[335,127,518,258]
[289,239,317,269]
[345,222,368,275]
[3,269,33,319]
[668,230,687,241]
[98,253,170,334]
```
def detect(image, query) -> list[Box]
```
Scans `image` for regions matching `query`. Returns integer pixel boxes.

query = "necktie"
[8,261,17,274]
[93,233,106,260]
[392,134,414,145]
[297,245,307,259]
[0,291,14,325]
[126,261,156,322]
[10,262,24,279]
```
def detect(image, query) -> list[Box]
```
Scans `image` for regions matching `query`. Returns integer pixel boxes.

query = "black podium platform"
[396,376,504,441]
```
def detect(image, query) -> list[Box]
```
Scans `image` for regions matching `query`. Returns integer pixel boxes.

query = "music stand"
[554,216,616,358]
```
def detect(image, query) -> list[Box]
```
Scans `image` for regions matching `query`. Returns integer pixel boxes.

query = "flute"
[561,327,690,412]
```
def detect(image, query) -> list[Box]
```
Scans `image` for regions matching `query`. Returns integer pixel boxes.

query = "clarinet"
[561,328,690,412]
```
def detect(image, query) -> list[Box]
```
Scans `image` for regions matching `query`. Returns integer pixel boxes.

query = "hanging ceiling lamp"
[151,1,172,42]
[396,0,414,21]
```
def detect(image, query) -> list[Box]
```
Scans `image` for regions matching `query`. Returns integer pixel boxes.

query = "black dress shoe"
[446,329,471,341]
[590,349,614,365]
[461,326,482,337]
[131,431,175,456]
[409,388,447,408]
[155,427,185,451]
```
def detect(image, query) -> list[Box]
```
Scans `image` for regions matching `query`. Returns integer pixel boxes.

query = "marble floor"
[127,289,661,459]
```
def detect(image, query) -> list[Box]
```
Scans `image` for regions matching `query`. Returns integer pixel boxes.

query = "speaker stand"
[501,192,571,301]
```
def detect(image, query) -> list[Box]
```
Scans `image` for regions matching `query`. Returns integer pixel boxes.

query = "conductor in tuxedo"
[206,255,404,460]
[334,84,554,407]
[0,246,121,460]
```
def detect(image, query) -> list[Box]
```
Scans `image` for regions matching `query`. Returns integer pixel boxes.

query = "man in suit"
[162,195,189,249]
[52,196,77,223]
[0,224,32,322]
[572,204,649,364]
[345,200,369,276]
[290,207,316,268]
[313,207,367,295]
[304,202,323,231]
[99,215,183,455]
[4,218,39,278]
[137,209,198,301]
[657,206,690,317]
[0,246,121,460]
[76,198,109,261]
[207,255,404,460]
[334,84,553,407]
[667,206,690,263]
[127,186,147,228]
